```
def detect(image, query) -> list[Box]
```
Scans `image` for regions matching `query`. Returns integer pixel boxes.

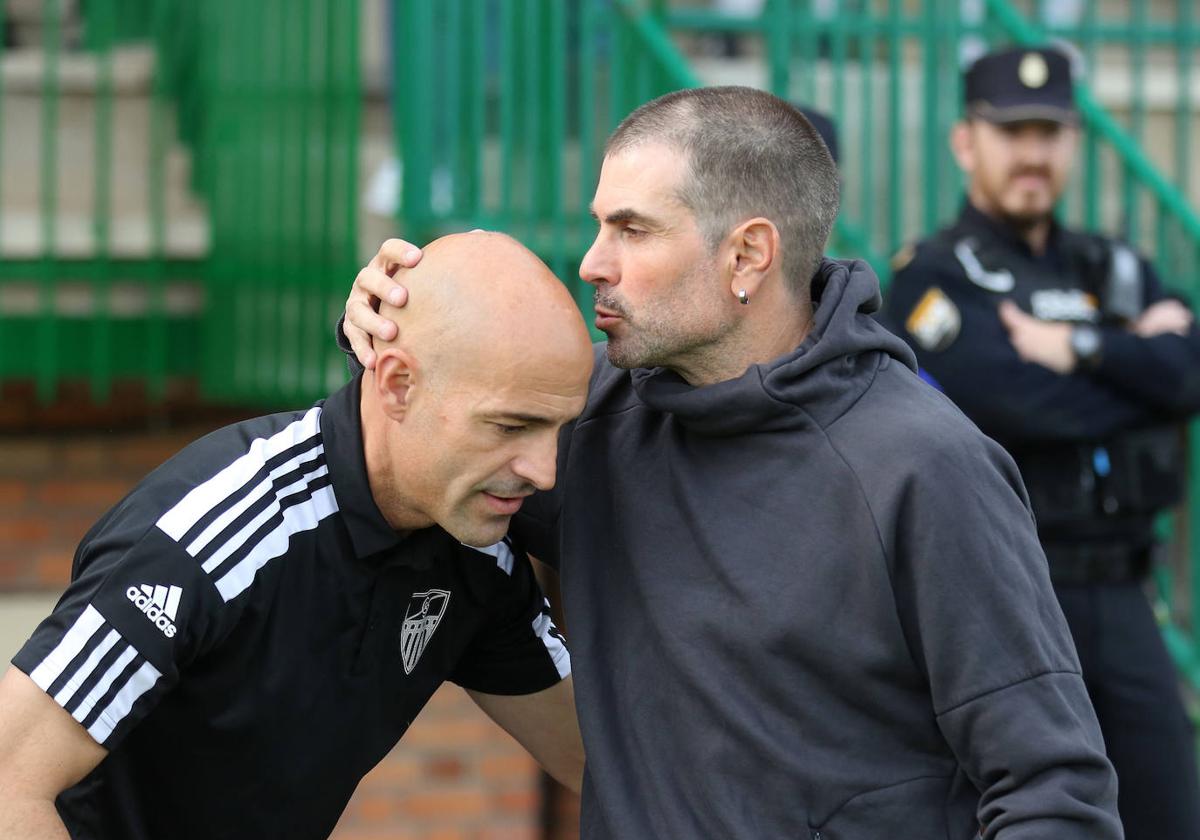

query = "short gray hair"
[605,86,839,292]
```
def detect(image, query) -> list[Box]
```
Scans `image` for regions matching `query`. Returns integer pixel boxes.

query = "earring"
[737,288,749,305]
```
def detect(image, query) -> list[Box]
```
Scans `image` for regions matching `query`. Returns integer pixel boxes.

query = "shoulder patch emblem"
[400,589,451,675]
[890,243,915,272]
[905,287,961,353]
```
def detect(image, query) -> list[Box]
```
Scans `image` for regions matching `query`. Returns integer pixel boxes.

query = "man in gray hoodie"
[342,87,1122,839]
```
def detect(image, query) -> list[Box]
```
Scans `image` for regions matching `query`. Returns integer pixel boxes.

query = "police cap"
[963,46,1076,125]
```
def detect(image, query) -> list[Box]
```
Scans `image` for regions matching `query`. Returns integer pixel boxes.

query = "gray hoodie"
[513,258,1121,840]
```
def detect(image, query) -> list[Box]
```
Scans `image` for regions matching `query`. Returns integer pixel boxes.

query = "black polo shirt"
[12,376,570,840]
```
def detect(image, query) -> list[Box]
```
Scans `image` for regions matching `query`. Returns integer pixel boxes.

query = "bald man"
[0,233,593,840]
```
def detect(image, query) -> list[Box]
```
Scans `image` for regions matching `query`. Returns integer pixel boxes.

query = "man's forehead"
[462,351,589,399]
[592,145,688,214]
[976,117,1072,136]
[471,383,587,422]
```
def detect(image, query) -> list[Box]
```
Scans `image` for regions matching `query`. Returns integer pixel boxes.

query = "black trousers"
[1056,582,1200,840]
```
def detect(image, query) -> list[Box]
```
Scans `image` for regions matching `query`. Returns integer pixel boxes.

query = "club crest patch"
[400,589,450,675]
[906,287,961,352]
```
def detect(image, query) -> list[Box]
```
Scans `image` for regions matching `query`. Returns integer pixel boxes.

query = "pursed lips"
[593,305,623,330]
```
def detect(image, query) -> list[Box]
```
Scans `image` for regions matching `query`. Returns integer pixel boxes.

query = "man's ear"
[950,121,975,173]
[374,348,419,422]
[725,217,780,302]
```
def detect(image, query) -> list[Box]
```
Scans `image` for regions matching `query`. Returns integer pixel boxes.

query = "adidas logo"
[125,584,182,638]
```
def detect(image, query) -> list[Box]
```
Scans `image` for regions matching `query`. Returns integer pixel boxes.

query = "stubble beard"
[597,272,735,373]
[998,206,1052,236]
[997,169,1060,233]
[604,316,686,370]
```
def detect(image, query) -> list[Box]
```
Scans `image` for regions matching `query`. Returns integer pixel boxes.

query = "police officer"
[884,45,1200,840]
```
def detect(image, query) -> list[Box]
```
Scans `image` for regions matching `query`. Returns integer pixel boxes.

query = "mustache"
[482,481,537,498]
[593,289,629,317]
[1008,167,1052,181]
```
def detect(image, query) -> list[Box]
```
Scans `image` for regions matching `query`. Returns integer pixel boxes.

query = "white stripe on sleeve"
[28,605,107,692]
[70,645,139,727]
[87,660,163,744]
[53,628,121,707]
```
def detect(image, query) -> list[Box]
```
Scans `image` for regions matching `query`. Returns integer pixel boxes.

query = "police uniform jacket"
[12,376,570,840]
[884,203,1200,555]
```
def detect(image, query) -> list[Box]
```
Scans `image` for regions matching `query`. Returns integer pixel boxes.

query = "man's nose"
[511,438,558,492]
[579,234,613,288]
[1016,133,1053,165]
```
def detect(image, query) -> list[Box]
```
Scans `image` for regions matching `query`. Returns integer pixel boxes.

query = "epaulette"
[889,242,916,272]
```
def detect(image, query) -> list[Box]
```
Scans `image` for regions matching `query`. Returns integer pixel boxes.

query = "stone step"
[0,213,208,259]
[0,46,208,259]
[0,279,203,318]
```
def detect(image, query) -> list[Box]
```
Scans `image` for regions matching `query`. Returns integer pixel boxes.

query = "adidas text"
[126,585,179,638]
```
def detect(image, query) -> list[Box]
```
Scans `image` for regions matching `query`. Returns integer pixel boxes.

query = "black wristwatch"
[1070,324,1103,371]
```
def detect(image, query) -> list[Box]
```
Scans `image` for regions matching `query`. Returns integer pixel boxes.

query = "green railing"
[391,0,886,291]
[0,0,202,402]
[0,0,358,408]
[393,0,684,320]
[194,0,360,406]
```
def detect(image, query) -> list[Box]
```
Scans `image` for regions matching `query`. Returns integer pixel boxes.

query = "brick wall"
[0,416,580,840]
[334,683,545,840]
[0,429,202,589]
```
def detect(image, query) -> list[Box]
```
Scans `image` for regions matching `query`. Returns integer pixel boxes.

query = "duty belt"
[1044,543,1149,586]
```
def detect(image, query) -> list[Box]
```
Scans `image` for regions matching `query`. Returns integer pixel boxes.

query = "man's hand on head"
[998,300,1075,374]
[345,238,423,370]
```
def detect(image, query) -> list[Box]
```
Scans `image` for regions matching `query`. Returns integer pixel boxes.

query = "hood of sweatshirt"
[627,258,917,435]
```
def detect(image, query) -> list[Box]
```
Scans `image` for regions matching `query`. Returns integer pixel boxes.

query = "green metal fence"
[0,0,358,407]
[16,1,1196,403]
[0,0,201,402]
[393,0,685,319]
[195,0,360,406]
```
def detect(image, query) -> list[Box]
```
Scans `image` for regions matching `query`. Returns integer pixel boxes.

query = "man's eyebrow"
[588,205,660,227]
[484,412,556,426]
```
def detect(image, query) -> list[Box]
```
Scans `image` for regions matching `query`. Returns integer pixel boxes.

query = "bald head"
[376,231,591,385]
[363,231,593,546]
